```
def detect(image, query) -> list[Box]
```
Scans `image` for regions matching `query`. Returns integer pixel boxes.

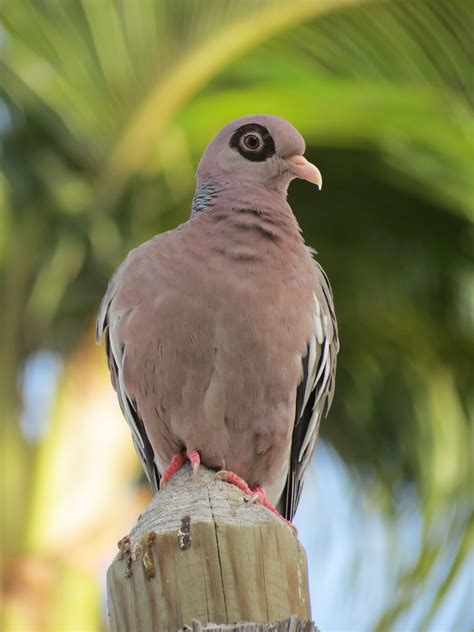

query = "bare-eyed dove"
[97,114,338,524]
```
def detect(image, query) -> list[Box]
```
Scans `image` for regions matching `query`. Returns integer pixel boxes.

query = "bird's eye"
[229,124,274,161]
[242,133,262,151]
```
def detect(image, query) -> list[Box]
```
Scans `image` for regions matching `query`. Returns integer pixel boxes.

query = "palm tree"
[1,1,472,629]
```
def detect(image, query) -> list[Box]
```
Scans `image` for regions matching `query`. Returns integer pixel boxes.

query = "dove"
[97,114,338,525]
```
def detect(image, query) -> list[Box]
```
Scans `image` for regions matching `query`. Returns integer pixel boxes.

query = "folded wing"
[96,271,160,492]
[283,261,339,521]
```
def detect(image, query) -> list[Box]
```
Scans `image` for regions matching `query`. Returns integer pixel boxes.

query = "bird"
[97,114,338,525]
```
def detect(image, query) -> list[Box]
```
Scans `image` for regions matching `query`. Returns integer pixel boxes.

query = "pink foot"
[216,472,296,533]
[160,453,187,487]
[250,486,296,533]
[160,450,202,488]
[215,470,254,496]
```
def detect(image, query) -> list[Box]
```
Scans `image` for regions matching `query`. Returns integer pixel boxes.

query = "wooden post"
[106,464,317,631]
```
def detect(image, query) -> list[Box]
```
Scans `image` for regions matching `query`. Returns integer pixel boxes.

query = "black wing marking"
[283,264,339,521]
[97,282,160,492]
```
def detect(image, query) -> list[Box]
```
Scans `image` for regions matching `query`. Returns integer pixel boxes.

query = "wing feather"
[96,275,160,492]
[283,261,339,521]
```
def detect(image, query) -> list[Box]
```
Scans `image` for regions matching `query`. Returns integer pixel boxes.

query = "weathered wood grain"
[107,464,314,631]
[180,616,319,631]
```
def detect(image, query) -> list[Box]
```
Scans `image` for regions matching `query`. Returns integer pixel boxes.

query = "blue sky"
[296,442,473,631]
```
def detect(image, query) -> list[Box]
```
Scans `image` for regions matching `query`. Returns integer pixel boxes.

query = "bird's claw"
[215,470,254,496]
[251,485,297,534]
[160,450,201,487]
[216,472,297,534]
[187,450,201,482]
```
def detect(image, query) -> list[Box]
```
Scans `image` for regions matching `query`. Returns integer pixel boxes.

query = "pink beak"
[286,155,323,190]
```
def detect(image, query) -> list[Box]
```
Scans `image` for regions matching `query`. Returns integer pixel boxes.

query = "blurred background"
[1,1,473,630]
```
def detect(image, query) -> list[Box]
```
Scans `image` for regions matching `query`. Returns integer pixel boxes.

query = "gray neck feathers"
[191,182,219,216]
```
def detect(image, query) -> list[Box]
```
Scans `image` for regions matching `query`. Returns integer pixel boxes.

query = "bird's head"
[196,114,322,194]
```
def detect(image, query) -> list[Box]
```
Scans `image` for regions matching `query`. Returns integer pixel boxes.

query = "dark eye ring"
[242,133,262,151]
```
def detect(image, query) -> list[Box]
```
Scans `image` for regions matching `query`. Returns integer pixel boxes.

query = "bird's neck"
[190,179,304,250]
[192,179,291,217]
[191,181,221,216]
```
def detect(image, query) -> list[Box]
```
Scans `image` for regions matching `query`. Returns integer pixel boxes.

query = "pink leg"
[160,452,187,487]
[160,450,202,488]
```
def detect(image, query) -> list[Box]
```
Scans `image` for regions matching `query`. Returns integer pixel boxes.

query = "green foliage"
[1,0,472,629]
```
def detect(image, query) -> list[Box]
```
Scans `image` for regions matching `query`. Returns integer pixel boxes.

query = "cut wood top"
[126,464,277,547]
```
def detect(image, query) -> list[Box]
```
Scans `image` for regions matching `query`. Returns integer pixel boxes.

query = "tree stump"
[106,464,316,631]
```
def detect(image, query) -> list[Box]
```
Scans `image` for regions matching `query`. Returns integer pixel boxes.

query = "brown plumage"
[97,115,338,521]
